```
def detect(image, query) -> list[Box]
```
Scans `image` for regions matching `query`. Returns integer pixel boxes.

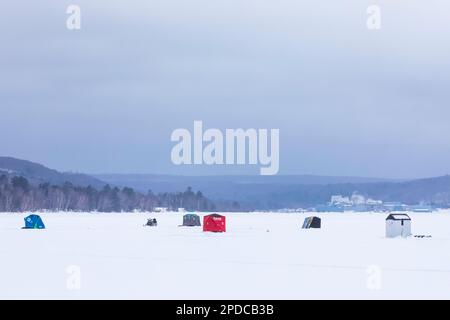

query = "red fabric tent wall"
[203,214,226,232]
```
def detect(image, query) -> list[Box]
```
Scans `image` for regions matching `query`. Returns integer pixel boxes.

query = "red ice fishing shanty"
[203,214,226,232]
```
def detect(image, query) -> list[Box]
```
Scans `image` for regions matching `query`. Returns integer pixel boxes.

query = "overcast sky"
[1,1,450,178]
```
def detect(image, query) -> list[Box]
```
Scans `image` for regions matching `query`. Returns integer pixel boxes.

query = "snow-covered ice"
[1,211,450,299]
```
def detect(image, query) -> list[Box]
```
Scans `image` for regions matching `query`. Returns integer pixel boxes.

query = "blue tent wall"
[23,214,45,229]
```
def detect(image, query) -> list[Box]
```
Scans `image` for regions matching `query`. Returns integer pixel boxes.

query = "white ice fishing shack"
[386,213,412,238]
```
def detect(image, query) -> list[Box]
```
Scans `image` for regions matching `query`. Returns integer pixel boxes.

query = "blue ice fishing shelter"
[23,214,45,229]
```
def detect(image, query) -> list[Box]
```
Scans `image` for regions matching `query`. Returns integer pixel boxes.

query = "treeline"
[0,175,240,212]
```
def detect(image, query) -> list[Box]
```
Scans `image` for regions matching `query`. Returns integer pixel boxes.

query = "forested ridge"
[0,175,240,212]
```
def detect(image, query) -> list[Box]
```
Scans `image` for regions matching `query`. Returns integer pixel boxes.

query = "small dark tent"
[302,216,321,229]
[183,214,201,226]
[23,214,45,229]
[203,214,226,233]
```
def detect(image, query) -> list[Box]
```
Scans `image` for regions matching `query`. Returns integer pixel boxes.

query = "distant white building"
[386,214,412,238]
[178,208,186,213]
[328,193,383,210]
[366,198,383,205]
[330,195,351,205]
[154,207,168,213]
[351,192,366,205]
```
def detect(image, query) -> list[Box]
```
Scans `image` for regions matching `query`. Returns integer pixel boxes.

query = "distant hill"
[95,174,392,191]
[2,157,449,210]
[0,157,106,189]
[95,174,396,208]
[95,174,393,196]
[96,173,450,209]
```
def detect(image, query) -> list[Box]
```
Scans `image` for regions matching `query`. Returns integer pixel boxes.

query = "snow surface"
[1,211,450,299]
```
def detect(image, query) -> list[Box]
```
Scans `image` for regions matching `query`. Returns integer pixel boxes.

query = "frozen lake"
[1,211,450,299]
